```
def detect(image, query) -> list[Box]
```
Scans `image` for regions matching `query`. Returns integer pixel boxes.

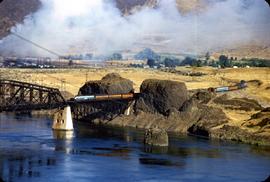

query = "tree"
[205,52,210,60]
[164,57,180,68]
[147,59,156,68]
[134,48,160,61]
[111,53,123,60]
[196,59,203,67]
[180,57,197,66]
[218,55,232,68]
[85,53,93,60]
[68,59,73,66]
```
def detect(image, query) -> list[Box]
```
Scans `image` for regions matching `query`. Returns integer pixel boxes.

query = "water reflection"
[53,130,74,154]
[52,130,74,140]
[0,152,56,182]
[0,114,270,182]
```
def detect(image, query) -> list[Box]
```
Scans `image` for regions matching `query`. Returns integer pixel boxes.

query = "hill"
[0,0,41,39]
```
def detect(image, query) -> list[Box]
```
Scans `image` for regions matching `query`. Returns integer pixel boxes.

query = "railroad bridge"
[0,79,135,121]
[0,80,67,112]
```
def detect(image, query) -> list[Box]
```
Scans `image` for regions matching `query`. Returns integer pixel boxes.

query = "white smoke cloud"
[0,0,269,57]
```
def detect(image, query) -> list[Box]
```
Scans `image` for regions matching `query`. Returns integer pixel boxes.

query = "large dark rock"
[135,79,188,115]
[77,73,134,121]
[144,128,169,147]
[182,97,228,137]
[79,73,134,95]
[191,90,216,104]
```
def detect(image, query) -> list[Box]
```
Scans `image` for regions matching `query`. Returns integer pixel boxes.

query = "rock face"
[243,107,270,132]
[182,95,228,137]
[135,79,188,115]
[211,125,270,146]
[77,73,133,121]
[144,128,169,147]
[76,76,269,146]
[79,73,133,95]
[213,94,262,111]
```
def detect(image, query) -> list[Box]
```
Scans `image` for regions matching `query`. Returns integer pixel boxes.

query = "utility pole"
[85,72,88,82]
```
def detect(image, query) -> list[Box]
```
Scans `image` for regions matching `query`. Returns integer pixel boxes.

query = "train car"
[215,87,229,92]
[213,80,247,93]
[95,95,110,101]
[74,93,135,102]
[108,94,123,100]
[74,95,95,102]
[121,93,134,99]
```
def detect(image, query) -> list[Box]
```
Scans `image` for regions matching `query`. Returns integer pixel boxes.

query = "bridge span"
[0,79,67,112]
[0,79,135,114]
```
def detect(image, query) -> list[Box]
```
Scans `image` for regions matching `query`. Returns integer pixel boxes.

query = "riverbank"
[78,73,270,146]
[1,67,269,146]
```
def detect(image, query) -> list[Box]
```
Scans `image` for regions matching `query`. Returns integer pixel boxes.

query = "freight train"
[74,93,134,102]
[208,80,247,93]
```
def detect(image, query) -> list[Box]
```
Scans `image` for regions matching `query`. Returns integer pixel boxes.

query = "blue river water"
[0,113,269,182]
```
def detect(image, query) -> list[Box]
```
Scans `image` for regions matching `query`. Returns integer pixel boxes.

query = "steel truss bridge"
[0,80,134,121]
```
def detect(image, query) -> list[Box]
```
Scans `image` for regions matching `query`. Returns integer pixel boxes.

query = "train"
[208,80,247,93]
[74,93,134,102]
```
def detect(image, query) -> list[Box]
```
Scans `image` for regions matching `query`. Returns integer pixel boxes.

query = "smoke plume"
[0,0,269,57]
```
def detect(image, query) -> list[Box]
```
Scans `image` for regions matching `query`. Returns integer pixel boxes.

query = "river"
[0,113,269,182]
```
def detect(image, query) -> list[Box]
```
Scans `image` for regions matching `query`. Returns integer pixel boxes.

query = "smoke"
[0,0,269,57]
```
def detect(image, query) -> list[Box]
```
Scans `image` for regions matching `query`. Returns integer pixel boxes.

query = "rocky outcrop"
[182,95,228,137]
[211,125,270,146]
[243,107,270,134]
[135,79,188,116]
[77,73,133,121]
[213,94,262,111]
[79,73,133,95]
[77,74,269,146]
[144,128,169,147]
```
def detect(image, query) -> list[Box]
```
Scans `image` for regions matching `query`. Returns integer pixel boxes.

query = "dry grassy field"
[0,67,269,104]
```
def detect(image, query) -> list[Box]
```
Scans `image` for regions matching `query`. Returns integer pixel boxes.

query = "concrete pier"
[52,106,74,131]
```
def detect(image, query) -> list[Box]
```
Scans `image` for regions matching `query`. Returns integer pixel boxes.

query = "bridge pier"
[124,100,135,116]
[52,106,74,131]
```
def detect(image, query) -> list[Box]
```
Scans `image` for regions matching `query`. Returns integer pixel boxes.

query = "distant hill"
[115,0,158,15]
[0,0,41,39]
[212,45,270,60]
[115,0,206,15]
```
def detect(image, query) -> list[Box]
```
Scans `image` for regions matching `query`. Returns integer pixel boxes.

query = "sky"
[0,0,269,57]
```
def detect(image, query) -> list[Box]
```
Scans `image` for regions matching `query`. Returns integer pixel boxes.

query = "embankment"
[78,73,270,146]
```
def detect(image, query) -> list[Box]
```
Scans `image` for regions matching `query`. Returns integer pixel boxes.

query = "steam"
[0,0,269,57]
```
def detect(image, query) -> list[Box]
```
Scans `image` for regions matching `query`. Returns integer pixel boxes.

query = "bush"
[219,55,232,68]
[108,53,122,60]
[134,48,160,61]
[147,59,156,68]
[241,58,270,67]
[180,57,197,66]
[164,57,180,68]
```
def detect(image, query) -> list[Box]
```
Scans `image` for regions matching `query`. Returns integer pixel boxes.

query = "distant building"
[106,60,147,67]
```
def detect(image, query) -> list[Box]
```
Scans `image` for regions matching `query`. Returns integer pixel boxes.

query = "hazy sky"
[0,0,269,57]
